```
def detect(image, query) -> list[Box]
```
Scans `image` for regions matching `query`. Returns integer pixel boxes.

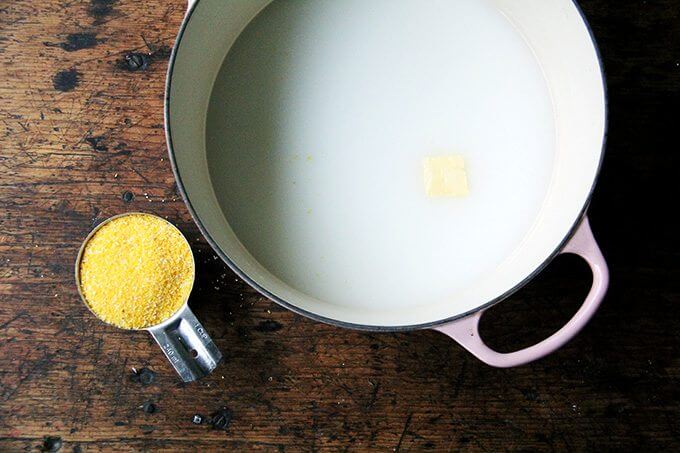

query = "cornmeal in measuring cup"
[78,214,194,329]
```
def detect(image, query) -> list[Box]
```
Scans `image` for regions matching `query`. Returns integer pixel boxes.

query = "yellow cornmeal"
[79,214,194,329]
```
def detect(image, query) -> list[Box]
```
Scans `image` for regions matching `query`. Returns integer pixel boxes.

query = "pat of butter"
[423,155,469,197]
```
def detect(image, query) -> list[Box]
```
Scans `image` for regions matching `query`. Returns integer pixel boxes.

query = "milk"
[206,0,556,310]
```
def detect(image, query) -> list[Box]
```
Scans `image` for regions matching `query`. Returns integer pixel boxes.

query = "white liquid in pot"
[206,0,556,311]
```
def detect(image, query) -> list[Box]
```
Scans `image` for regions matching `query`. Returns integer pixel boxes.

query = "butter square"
[423,155,469,197]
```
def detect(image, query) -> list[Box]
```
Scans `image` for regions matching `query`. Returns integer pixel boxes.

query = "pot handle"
[434,216,609,368]
[148,305,223,382]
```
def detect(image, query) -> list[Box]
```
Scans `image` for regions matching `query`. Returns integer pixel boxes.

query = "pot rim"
[164,0,608,332]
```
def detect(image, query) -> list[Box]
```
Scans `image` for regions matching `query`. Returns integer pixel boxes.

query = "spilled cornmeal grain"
[79,214,194,329]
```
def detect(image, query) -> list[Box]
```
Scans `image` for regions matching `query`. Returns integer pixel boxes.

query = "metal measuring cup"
[75,213,223,382]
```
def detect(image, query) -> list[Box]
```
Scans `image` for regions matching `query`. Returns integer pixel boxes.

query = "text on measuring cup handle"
[163,343,181,363]
[194,322,210,341]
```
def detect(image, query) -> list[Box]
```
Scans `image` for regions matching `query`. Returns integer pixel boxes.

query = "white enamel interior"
[167,0,605,327]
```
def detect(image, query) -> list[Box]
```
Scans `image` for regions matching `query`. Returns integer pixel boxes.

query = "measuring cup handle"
[148,305,223,382]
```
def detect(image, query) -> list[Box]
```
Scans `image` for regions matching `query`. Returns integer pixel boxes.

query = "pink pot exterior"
[434,216,609,367]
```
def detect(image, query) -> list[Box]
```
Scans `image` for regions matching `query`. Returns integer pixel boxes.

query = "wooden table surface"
[1,0,678,451]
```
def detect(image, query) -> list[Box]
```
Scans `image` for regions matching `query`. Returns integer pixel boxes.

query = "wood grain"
[1,0,678,451]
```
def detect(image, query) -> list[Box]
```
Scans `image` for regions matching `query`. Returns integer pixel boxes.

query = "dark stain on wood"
[52,68,80,92]
[84,134,131,157]
[85,135,108,152]
[89,0,116,25]
[521,388,539,402]
[44,33,100,52]
[140,425,155,434]
[255,320,283,332]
